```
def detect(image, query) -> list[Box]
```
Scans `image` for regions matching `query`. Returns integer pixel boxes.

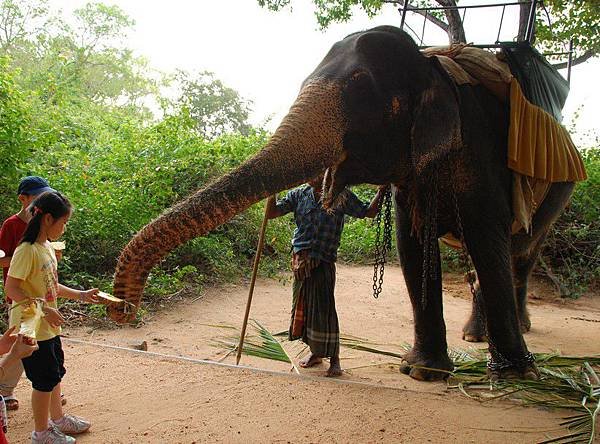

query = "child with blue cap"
[0,177,56,411]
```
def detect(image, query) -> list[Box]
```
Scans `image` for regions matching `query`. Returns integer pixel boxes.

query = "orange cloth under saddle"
[508,78,586,182]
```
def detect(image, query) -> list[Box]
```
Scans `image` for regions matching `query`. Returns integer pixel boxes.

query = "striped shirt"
[276,185,369,263]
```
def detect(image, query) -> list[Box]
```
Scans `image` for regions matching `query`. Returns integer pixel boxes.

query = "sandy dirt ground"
[7,264,600,443]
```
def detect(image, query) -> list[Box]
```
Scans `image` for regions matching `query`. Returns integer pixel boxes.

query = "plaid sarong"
[289,251,339,358]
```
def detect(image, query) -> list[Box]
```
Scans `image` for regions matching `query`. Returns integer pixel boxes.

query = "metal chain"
[450,180,477,299]
[372,186,393,298]
[420,167,440,309]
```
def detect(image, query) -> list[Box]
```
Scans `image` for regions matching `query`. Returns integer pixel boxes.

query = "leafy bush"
[0,57,32,205]
[542,147,600,296]
[337,185,394,264]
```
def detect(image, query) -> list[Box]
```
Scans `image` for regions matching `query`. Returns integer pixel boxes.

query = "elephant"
[109,25,576,381]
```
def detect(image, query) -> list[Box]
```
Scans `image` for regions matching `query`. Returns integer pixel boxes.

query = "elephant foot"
[399,348,454,381]
[488,364,539,382]
[462,316,487,343]
[487,351,539,382]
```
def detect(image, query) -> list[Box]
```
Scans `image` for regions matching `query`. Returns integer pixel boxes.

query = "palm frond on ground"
[211,323,598,443]
[210,320,292,364]
[446,349,600,444]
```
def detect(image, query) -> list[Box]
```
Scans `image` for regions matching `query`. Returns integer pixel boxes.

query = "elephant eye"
[345,71,376,101]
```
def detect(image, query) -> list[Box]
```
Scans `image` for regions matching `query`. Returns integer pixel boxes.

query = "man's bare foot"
[326,356,343,377]
[299,352,323,368]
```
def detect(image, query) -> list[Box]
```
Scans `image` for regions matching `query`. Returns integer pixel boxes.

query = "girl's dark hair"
[21,191,72,244]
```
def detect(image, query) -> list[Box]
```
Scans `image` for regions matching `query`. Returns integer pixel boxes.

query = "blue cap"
[17,176,55,196]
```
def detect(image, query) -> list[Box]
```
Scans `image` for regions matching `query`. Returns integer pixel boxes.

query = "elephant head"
[110,26,462,322]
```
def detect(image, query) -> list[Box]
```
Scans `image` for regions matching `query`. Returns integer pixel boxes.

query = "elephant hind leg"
[513,234,547,333]
[488,360,540,382]
[511,181,575,332]
[463,248,540,339]
[460,203,537,379]
[462,281,488,343]
[463,181,575,341]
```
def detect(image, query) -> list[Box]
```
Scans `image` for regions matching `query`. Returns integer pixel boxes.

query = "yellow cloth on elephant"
[508,78,587,182]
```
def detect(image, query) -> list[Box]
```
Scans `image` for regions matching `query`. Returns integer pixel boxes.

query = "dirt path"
[7,265,600,443]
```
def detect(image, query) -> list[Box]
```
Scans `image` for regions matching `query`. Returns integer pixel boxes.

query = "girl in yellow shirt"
[5,191,99,444]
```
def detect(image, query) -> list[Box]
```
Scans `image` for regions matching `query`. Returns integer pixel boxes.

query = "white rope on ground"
[62,336,445,397]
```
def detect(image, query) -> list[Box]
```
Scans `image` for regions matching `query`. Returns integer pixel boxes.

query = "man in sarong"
[266,176,385,377]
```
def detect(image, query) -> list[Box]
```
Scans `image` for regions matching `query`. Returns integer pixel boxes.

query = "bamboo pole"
[236,198,271,365]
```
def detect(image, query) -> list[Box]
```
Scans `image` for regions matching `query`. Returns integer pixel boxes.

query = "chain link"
[372,186,393,298]
[420,167,440,309]
[450,180,477,299]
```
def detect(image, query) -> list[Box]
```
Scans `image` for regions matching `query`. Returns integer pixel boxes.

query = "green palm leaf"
[210,322,599,443]
[211,319,293,364]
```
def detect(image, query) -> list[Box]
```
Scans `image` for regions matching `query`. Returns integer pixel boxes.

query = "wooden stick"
[236,199,271,365]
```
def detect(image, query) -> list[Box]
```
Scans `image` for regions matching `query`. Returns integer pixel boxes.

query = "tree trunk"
[517,2,534,42]
[437,0,466,43]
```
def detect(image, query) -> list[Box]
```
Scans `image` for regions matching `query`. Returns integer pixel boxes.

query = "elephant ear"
[410,56,462,177]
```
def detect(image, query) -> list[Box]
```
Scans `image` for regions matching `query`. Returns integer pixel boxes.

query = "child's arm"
[0,222,16,268]
[58,284,100,304]
[5,276,65,328]
[4,276,31,303]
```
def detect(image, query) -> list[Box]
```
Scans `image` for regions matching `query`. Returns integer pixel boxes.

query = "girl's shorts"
[22,336,66,392]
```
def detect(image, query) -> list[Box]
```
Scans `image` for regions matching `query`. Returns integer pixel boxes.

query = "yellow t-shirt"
[8,242,61,341]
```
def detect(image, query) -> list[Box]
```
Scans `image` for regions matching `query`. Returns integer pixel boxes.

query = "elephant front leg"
[396,210,453,381]
[463,221,538,381]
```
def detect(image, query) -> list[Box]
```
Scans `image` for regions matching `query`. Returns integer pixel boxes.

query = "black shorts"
[22,336,66,392]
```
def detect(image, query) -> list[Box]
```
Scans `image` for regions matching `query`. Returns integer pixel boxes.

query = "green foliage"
[0,57,32,204]
[258,0,600,61]
[1,0,157,105]
[338,185,390,264]
[257,0,388,28]
[73,2,135,45]
[0,1,279,321]
[0,0,50,52]
[536,0,600,62]
[174,70,252,139]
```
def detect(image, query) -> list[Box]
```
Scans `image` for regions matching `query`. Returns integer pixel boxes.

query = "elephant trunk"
[109,80,346,322]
